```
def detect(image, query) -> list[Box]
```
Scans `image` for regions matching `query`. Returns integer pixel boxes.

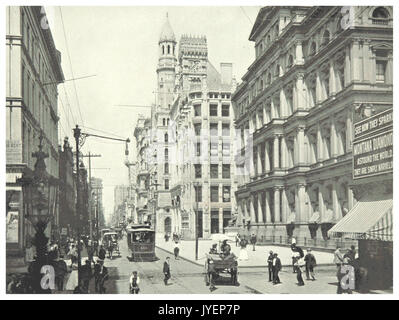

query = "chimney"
[220,63,233,85]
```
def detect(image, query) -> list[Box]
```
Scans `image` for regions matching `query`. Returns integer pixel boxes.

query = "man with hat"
[267,251,274,282]
[272,253,282,285]
[304,248,317,281]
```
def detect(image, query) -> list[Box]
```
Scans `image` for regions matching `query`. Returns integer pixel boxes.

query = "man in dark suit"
[304,248,317,280]
[163,257,171,285]
[272,253,282,285]
[267,251,274,282]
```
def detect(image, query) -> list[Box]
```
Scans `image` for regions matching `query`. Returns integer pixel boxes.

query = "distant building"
[58,137,76,238]
[6,6,64,268]
[91,177,105,230]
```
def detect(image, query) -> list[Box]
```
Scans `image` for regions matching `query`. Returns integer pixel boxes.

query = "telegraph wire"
[59,7,86,128]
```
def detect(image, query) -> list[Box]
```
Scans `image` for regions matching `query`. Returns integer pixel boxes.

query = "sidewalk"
[156,235,335,268]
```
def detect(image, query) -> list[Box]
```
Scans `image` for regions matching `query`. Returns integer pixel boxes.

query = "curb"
[155,246,335,269]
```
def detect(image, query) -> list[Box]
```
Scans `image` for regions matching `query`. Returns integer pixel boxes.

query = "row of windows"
[194,123,230,136]
[194,164,231,179]
[193,104,230,117]
[194,185,231,203]
[189,92,231,100]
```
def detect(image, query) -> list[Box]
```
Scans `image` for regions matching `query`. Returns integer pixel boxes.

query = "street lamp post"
[73,125,82,284]
[17,133,57,293]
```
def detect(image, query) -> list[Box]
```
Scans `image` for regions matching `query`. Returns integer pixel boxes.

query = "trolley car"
[126,224,157,261]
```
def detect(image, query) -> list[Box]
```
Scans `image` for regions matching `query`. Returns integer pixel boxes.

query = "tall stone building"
[6,6,64,267]
[232,6,393,248]
[133,115,153,225]
[153,16,238,239]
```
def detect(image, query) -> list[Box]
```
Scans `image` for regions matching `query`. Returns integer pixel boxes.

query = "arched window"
[162,45,165,55]
[167,45,170,54]
[164,133,168,143]
[372,7,389,18]
[322,30,330,46]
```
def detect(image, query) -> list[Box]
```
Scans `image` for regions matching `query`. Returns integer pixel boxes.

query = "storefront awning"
[329,193,393,241]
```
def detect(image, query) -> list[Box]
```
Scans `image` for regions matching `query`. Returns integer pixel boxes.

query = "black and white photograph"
[3,1,396,299]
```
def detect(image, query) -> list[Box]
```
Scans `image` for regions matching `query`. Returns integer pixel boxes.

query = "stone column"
[295,184,307,223]
[332,180,340,221]
[274,187,281,223]
[345,46,351,86]
[297,127,305,165]
[280,88,286,118]
[295,40,304,65]
[263,103,268,125]
[258,192,264,223]
[346,109,353,152]
[257,144,263,175]
[329,60,336,96]
[363,39,371,82]
[265,190,272,222]
[265,140,271,172]
[318,186,325,222]
[316,71,322,104]
[280,137,287,169]
[296,74,305,110]
[281,188,288,223]
[348,185,354,210]
[351,40,360,81]
[273,135,280,169]
[270,99,275,119]
[331,117,338,158]
[317,123,323,162]
[250,195,256,222]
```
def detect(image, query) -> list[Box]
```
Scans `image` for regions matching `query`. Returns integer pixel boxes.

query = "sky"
[46,6,260,224]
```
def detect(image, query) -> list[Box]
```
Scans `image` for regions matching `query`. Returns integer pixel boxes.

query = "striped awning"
[328,193,393,241]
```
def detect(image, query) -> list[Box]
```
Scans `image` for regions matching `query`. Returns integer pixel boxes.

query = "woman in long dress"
[238,237,248,261]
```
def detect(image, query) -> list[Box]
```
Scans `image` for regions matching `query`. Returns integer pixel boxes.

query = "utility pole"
[73,125,82,284]
[81,152,101,241]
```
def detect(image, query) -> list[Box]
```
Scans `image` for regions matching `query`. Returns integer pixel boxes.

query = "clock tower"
[157,13,177,110]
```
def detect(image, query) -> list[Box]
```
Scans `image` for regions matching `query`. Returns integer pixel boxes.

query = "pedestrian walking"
[107,240,114,260]
[238,237,249,261]
[87,244,95,264]
[129,271,140,294]
[250,233,257,251]
[163,257,171,285]
[333,246,344,268]
[174,241,180,260]
[272,253,282,285]
[54,258,68,291]
[294,255,305,286]
[80,260,93,293]
[68,244,78,268]
[290,240,304,273]
[98,245,106,261]
[235,233,241,247]
[94,259,108,293]
[304,248,317,280]
[267,251,274,282]
[336,255,353,294]
[207,260,217,291]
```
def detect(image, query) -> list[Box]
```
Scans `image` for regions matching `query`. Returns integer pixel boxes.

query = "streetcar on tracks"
[126,224,157,262]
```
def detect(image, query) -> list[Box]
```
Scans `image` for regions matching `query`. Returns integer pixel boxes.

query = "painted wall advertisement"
[353,109,393,179]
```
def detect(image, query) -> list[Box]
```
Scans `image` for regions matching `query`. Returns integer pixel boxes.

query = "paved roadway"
[92,239,339,294]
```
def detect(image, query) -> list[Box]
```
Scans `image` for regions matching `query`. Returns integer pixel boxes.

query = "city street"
[75,239,340,294]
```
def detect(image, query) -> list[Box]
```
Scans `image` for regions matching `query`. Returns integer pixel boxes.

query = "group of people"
[334,245,361,294]
[265,240,317,287]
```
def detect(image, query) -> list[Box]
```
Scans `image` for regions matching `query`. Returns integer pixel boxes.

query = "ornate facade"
[6,6,64,266]
[232,6,393,245]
